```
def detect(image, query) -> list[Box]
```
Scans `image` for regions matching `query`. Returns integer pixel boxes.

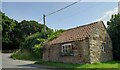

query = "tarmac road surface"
[2,53,54,70]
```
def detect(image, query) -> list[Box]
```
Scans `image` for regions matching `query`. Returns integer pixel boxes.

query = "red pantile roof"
[49,21,103,45]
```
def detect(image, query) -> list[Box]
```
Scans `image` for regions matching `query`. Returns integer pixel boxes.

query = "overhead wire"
[38,0,81,24]
[45,0,81,17]
[54,4,92,23]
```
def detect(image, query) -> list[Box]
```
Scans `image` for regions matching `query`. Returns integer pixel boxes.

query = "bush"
[11,29,64,61]
[48,29,64,41]
[32,39,45,58]
[21,32,41,49]
[20,32,46,59]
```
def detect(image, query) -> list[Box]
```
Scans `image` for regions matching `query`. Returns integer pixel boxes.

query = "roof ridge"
[49,20,103,45]
[64,21,99,32]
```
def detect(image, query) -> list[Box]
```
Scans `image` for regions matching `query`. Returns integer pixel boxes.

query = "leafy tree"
[17,20,42,36]
[2,12,18,50]
[1,11,54,50]
[107,13,120,60]
[1,11,64,60]
[12,20,44,47]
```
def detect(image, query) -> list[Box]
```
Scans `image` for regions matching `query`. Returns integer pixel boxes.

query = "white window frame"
[61,43,72,53]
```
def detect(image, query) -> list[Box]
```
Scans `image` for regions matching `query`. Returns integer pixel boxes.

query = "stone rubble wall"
[89,22,113,63]
[43,39,90,64]
[43,22,113,64]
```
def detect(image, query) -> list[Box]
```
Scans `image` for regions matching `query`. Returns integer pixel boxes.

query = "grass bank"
[35,60,120,68]
[10,49,41,61]
[10,50,120,68]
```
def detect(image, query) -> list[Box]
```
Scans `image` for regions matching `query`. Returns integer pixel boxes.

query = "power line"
[37,18,43,24]
[38,0,81,24]
[54,4,92,23]
[39,0,81,33]
[45,0,81,17]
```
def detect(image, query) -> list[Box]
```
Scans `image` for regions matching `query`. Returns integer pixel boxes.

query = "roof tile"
[49,21,101,45]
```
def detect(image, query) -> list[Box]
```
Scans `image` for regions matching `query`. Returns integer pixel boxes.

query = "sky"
[1,0,118,2]
[2,2,118,29]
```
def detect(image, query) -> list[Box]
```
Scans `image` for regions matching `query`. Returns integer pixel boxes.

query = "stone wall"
[43,39,90,64]
[42,44,50,61]
[89,22,113,63]
[43,21,113,64]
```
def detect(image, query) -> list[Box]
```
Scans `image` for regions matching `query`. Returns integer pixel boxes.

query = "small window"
[61,43,75,56]
[71,45,73,48]
[61,43,72,53]
[101,43,105,52]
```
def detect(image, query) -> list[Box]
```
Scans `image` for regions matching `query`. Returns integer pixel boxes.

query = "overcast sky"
[2,2,118,29]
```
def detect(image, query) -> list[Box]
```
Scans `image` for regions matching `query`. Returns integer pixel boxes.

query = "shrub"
[21,32,46,59]
[48,29,64,41]
[11,29,64,60]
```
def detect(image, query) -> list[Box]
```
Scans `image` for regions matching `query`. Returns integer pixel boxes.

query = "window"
[61,43,75,56]
[101,43,105,52]
[61,43,72,53]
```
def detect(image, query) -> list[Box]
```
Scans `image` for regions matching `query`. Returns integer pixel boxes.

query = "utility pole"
[43,14,47,39]
[43,14,46,33]
[118,0,120,14]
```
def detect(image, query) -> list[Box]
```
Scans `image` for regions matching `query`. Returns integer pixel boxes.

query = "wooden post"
[43,14,46,33]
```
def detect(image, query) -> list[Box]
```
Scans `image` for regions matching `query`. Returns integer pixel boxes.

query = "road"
[2,53,54,69]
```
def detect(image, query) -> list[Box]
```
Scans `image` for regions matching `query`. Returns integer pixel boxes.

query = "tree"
[17,20,42,36]
[107,13,120,60]
[2,12,18,50]
[12,20,43,47]
[1,11,54,50]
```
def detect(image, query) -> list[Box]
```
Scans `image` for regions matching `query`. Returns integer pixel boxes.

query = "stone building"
[43,21,113,64]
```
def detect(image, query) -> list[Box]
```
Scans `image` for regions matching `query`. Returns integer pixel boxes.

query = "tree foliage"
[48,29,64,41]
[21,32,46,58]
[2,12,18,50]
[107,13,120,60]
[1,11,64,59]
[21,29,64,59]
[1,12,54,50]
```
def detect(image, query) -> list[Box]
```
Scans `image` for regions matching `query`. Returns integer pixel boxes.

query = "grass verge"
[10,49,41,61]
[35,60,120,68]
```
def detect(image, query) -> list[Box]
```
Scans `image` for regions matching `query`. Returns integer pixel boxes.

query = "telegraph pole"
[43,14,46,33]
[118,0,120,14]
[43,14,47,39]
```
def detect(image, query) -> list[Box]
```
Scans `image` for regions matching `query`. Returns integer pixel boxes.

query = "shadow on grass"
[101,60,120,64]
[34,61,83,68]
[17,64,54,69]
[35,60,120,68]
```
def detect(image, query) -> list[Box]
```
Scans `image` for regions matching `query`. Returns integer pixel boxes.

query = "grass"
[10,49,41,61]
[10,50,120,68]
[35,60,120,68]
